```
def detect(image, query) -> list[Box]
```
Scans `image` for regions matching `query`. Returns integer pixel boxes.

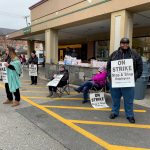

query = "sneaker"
[12,101,20,107]
[30,83,34,85]
[3,100,13,104]
[47,92,53,97]
[109,113,118,119]
[51,92,58,98]
[127,117,135,123]
[74,88,80,93]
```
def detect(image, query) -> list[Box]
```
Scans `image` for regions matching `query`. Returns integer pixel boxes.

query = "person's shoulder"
[131,49,141,58]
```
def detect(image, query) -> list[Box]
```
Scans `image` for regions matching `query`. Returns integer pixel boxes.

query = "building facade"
[7,0,150,63]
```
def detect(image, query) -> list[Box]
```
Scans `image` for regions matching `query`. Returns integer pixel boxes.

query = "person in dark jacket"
[107,38,143,123]
[47,65,69,97]
[28,50,38,85]
[3,47,13,104]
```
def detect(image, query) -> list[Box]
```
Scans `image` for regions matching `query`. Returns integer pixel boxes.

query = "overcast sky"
[0,0,40,30]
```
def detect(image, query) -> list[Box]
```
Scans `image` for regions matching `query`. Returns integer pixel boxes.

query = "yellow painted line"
[69,120,150,129]
[109,145,150,150]
[20,91,77,95]
[21,96,150,150]
[21,86,47,88]
[21,96,111,149]
[42,105,146,113]
[26,97,83,100]
[0,84,5,88]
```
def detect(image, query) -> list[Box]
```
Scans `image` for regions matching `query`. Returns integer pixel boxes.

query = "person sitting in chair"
[47,65,69,97]
[74,66,107,103]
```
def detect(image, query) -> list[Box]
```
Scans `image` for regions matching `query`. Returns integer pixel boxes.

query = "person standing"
[3,47,13,104]
[107,38,143,123]
[4,47,22,107]
[28,50,38,85]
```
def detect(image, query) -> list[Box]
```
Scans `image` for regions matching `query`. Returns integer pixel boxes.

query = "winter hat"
[98,66,106,72]
[32,50,36,54]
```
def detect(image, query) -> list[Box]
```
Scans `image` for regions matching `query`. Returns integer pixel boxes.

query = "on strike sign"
[111,59,135,88]
[29,64,37,76]
[90,92,109,108]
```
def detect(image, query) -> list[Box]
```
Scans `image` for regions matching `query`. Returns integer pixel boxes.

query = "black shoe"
[34,83,37,85]
[82,100,88,104]
[30,83,34,85]
[127,117,135,123]
[74,88,80,93]
[109,113,118,119]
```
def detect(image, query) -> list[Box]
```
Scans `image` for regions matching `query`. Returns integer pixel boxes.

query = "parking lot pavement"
[0,70,150,150]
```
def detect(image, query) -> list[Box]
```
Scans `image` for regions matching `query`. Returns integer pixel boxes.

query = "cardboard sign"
[29,64,37,76]
[47,74,64,87]
[90,92,109,108]
[111,59,135,88]
[0,62,8,83]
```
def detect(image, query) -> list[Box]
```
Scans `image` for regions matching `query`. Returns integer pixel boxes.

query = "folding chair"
[56,80,70,97]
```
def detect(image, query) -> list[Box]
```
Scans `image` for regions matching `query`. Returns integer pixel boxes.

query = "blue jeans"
[77,81,99,101]
[110,86,134,117]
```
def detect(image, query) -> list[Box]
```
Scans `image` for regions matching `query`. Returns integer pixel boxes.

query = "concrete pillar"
[87,41,94,60]
[45,29,58,64]
[110,10,133,54]
[27,40,34,58]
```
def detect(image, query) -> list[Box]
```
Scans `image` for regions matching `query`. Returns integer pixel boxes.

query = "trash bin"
[134,76,149,100]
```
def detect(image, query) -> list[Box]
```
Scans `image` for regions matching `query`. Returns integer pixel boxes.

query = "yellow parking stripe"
[0,84,4,88]
[69,120,150,129]
[21,96,150,150]
[20,91,77,95]
[26,97,83,100]
[21,86,47,88]
[21,96,111,149]
[43,105,146,113]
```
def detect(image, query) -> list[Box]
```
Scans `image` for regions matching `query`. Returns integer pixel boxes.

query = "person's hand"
[53,74,57,78]
[4,62,9,67]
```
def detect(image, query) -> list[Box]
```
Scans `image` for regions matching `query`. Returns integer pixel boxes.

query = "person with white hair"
[74,66,107,103]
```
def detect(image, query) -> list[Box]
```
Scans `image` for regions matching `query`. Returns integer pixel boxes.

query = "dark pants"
[49,81,67,92]
[31,76,37,84]
[77,81,100,101]
[5,83,20,101]
[5,83,13,101]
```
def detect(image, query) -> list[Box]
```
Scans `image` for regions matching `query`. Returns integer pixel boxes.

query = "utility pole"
[24,15,30,27]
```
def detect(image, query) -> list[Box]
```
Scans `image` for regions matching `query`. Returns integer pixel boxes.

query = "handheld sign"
[0,62,8,83]
[111,59,135,88]
[90,92,109,108]
[29,64,37,76]
[47,74,64,87]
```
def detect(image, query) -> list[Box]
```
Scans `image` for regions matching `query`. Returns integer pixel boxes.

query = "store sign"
[23,27,31,35]
[111,59,135,88]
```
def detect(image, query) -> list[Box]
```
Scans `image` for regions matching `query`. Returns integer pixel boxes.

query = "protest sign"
[29,64,37,76]
[47,74,64,87]
[90,92,109,108]
[0,62,8,83]
[111,59,135,88]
